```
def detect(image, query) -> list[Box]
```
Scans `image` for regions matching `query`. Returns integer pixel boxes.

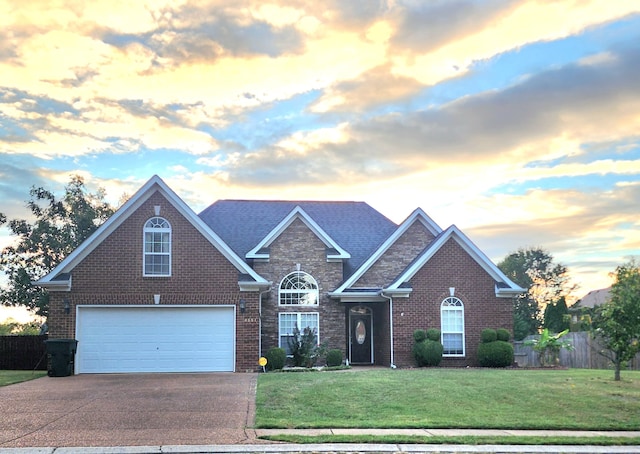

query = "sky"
[1,0,640,321]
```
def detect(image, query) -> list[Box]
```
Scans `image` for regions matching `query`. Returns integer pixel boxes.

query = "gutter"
[380,291,396,369]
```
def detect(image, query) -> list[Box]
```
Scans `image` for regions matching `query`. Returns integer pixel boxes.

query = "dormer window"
[143,217,171,276]
[279,271,319,305]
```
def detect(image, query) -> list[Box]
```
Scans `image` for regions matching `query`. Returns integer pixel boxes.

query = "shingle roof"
[198,200,397,277]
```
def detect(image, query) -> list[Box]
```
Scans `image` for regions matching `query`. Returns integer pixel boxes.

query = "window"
[441,296,465,356]
[279,271,319,305]
[143,217,171,276]
[279,312,319,355]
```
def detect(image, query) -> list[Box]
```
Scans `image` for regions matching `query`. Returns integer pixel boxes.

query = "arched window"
[279,271,319,306]
[441,296,465,356]
[143,217,171,276]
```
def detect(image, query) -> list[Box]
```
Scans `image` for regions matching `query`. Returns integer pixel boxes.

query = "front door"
[349,307,373,364]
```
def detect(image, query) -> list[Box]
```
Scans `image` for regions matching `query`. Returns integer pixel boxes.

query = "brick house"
[35,175,522,373]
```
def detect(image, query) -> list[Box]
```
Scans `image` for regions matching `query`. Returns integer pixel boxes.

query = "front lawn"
[255,368,640,430]
[0,370,47,387]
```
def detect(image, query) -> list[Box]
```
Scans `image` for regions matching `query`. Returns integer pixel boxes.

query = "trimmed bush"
[413,329,427,343]
[477,341,514,367]
[481,328,497,343]
[426,328,441,342]
[265,347,286,371]
[325,349,343,367]
[496,328,511,342]
[412,340,443,367]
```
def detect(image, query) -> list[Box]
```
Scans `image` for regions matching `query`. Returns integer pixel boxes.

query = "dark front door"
[350,307,373,364]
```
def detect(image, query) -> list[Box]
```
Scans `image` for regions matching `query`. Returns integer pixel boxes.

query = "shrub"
[413,329,427,343]
[496,328,511,342]
[426,328,441,342]
[478,341,514,367]
[265,347,286,371]
[325,349,343,367]
[287,325,327,368]
[481,328,497,343]
[412,340,443,367]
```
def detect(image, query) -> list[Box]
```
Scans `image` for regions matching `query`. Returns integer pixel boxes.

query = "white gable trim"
[34,175,268,288]
[246,206,350,261]
[333,208,442,293]
[386,225,524,297]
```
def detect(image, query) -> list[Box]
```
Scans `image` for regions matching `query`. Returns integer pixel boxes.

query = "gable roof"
[34,175,268,290]
[199,200,397,277]
[577,287,611,308]
[246,206,350,261]
[333,208,442,293]
[384,225,525,298]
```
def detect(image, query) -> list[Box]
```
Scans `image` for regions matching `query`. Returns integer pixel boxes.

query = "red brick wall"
[355,222,435,288]
[392,237,513,367]
[254,218,347,358]
[47,192,260,372]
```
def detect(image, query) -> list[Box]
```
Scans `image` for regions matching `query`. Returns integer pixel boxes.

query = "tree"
[0,176,115,317]
[498,247,576,340]
[543,296,570,333]
[0,318,41,335]
[591,259,640,381]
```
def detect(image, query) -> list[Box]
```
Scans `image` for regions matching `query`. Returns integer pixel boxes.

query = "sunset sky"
[1,1,639,320]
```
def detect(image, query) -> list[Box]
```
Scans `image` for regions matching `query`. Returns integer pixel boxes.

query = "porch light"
[239,299,246,314]
[64,298,70,314]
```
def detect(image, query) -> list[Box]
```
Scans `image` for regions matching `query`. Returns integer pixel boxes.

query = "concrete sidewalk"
[0,442,639,454]
[1,430,638,454]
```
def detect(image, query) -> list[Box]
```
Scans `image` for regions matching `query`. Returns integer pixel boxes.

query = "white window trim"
[278,312,320,354]
[143,217,172,277]
[278,271,319,306]
[441,296,465,357]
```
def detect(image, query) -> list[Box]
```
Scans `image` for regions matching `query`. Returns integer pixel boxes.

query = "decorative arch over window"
[279,271,319,306]
[441,296,465,356]
[143,217,171,276]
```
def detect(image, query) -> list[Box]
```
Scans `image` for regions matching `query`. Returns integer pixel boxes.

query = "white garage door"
[76,306,235,373]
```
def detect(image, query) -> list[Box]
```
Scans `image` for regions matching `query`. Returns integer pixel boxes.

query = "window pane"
[279,272,319,305]
[300,313,318,332]
[144,255,169,275]
[279,313,297,336]
[442,333,463,355]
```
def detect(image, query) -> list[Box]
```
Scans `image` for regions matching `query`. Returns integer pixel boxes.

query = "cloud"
[465,182,640,290]
[209,42,640,187]
[311,64,423,112]
[389,0,640,85]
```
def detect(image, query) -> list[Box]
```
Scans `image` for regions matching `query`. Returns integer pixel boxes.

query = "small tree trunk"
[614,358,621,381]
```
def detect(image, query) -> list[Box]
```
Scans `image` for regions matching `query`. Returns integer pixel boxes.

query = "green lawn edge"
[0,370,47,387]
[259,434,640,446]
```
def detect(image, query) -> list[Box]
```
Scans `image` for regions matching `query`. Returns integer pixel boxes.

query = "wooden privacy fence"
[514,331,640,370]
[0,335,48,370]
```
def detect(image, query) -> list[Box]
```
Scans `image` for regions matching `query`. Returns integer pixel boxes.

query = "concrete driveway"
[0,373,259,448]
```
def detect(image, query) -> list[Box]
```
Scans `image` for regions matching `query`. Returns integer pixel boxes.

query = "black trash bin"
[45,339,78,377]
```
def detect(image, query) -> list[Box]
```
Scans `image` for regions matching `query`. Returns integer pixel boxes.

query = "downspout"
[380,292,396,369]
[258,285,272,359]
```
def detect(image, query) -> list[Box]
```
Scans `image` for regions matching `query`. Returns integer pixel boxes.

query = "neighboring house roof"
[577,288,611,308]
[384,225,525,298]
[34,175,269,290]
[199,200,397,277]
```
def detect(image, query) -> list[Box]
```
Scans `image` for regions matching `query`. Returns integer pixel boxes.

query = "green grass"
[256,368,640,430]
[262,434,640,446]
[0,370,47,387]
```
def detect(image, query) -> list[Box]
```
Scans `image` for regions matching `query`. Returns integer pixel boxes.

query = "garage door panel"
[76,306,235,373]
